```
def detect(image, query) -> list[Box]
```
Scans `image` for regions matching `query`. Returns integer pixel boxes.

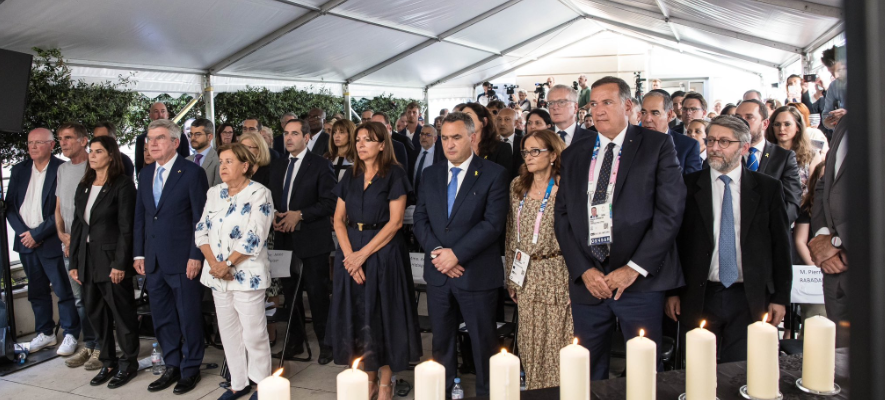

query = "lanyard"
[588,136,622,199]
[517,178,555,244]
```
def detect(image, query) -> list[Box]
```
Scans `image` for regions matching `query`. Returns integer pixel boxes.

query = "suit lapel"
[40,159,58,209]
[758,141,775,173]
[573,137,596,247]
[156,157,185,211]
[740,169,760,245]
[831,128,848,184]
[447,156,481,224]
[613,126,641,202]
[289,153,311,210]
[87,183,113,225]
[695,170,716,249]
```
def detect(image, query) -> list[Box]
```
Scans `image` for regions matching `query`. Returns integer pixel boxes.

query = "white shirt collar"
[556,122,577,136]
[158,153,178,170]
[196,145,212,157]
[288,147,308,160]
[751,139,766,155]
[710,164,743,185]
[448,152,474,171]
[598,125,628,149]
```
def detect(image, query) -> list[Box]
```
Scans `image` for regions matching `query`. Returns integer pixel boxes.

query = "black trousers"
[701,282,755,363]
[282,254,332,353]
[83,247,140,372]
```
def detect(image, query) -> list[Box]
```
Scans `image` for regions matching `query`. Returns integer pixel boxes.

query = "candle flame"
[501,348,508,354]
[573,338,578,345]
[273,368,284,377]
[762,313,769,323]
[700,320,706,329]
[352,358,362,370]
[639,329,645,338]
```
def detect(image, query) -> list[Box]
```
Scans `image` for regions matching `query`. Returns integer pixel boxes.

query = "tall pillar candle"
[490,349,520,400]
[685,321,717,400]
[802,316,836,392]
[626,330,656,400]
[560,338,590,400]
[258,369,290,400]
[747,314,780,399]
[415,359,446,400]
[337,358,368,400]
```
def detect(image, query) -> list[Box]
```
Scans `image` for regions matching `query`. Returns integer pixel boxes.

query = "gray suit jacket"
[188,148,223,188]
[812,122,848,251]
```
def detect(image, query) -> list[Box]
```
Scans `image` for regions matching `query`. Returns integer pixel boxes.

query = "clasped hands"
[809,234,848,274]
[19,231,41,249]
[432,248,464,279]
[208,260,234,281]
[273,211,302,232]
[581,266,639,300]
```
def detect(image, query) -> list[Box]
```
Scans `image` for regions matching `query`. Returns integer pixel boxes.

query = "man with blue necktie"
[133,119,208,394]
[413,112,509,395]
[735,99,802,223]
[667,115,792,362]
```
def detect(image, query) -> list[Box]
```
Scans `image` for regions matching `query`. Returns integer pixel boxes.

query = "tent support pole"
[203,74,215,125]
[343,83,352,122]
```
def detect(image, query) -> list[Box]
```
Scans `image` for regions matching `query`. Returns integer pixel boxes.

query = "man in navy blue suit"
[8,128,81,354]
[641,91,703,174]
[554,77,686,380]
[413,112,509,395]
[548,85,595,146]
[133,119,209,394]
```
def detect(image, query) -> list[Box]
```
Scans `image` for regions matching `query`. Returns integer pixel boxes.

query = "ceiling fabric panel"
[334,0,509,36]
[358,41,493,87]
[449,0,577,52]
[672,25,795,66]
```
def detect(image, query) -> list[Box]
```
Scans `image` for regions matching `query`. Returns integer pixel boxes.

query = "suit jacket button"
[445,228,449,232]
[154,217,158,220]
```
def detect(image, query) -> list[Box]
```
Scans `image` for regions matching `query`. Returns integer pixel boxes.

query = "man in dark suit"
[669,91,686,130]
[809,119,849,341]
[400,101,424,150]
[495,108,524,178]
[413,112,509,395]
[667,115,792,362]
[672,92,707,135]
[735,99,802,223]
[8,128,81,354]
[135,103,191,175]
[274,112,297,155]
[640,91,703,174]
[409,125,444,194]
[548,85,594,145]
[306,108,330,156]
[133,119,209,394]
[269,118,337,365]
[371,112,411,168]
[554,77,685,380]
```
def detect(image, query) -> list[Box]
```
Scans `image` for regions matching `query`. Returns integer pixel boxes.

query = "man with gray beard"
[667,115,792,362]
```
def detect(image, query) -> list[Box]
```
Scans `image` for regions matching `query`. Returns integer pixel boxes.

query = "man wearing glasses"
[672,92,707,135]
[187,118,222,187]
[547,85,594,146]
[8,128,81,355]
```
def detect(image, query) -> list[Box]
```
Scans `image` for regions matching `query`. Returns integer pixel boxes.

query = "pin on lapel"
[474,171,479,176]
[764,153,769,158]
[178,170,182,173]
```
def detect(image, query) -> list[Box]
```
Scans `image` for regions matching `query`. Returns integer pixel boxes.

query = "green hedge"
[8,48,424,164]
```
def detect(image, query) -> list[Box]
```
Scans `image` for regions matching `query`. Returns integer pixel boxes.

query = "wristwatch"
[830,235,843,249]
[225,260,233,267]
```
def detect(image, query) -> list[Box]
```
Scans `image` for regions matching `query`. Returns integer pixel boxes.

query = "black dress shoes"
[271,345,305,361]
[173,373,202,395]
[317,349,333,365]
[90,367,116,386]
[107,369,137,389]
[148,366,181,392]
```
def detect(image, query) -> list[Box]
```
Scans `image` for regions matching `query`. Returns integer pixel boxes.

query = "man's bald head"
[29,127,53,140]
[495,108,518,138]
[149,102,169,121]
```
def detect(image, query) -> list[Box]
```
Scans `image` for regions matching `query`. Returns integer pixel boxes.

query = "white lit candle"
[747,314,779,399]
[337,358,368,400]
[626,329,656,400]
[415,359,446,400]
[258,368,290,400]
[802,316,836,392]
[490,348,520,400]
[560,338,590,400]
[685,321,717,400]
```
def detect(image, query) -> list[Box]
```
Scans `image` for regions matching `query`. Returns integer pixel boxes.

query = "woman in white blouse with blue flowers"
[195,143,273,400]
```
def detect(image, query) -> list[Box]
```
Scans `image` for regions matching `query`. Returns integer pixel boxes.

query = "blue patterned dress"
[195,181,274,292]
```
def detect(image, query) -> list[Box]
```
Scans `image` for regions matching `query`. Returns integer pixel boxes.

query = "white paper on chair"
[268,250,294,278]
[791,265,825,304]
[410,252,426,285]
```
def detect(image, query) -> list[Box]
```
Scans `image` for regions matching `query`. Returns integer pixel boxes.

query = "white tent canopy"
[0,0,843,108]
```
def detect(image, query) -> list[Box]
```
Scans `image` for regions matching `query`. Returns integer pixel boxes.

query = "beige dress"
[504,181,574,390]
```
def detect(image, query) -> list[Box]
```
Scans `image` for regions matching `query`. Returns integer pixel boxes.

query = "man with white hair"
[8,128,81,356]
[547,84,593,146]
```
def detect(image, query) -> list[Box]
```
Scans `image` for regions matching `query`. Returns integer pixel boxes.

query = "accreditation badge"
[509,249,530,287]
[588,201,613,245]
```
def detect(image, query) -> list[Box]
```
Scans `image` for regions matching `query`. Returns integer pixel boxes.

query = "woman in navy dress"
[327,121,422,400]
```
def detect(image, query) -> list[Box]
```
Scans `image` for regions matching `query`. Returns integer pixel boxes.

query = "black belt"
[347,221,387,231]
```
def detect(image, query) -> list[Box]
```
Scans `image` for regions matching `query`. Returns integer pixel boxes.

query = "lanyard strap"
[588,136,622,198]
[517,177,555,244]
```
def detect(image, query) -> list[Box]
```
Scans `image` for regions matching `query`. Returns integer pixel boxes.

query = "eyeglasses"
[308,115,324,120]
[191,132,208,137]
[520,148,550,158]
[547,100,575,109]
[27,140,55,146]
[704,138,742,148]
[419,133,435,138]
[683,107,704,114]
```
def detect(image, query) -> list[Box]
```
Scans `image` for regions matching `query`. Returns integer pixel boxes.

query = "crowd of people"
[8,44,848,399]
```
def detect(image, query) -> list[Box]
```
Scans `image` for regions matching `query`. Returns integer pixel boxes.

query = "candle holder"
[678,393,719,400]
[795,379,842,396]
[739,385,783,400]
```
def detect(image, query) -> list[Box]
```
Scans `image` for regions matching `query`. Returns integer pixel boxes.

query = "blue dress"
[326,165,423,371]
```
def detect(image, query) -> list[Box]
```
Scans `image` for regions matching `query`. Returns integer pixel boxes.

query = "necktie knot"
[157,166,165,174]
[558,131,567,141]
[451,167,461,178]
[194,154,203,165]
[719,175,732,185]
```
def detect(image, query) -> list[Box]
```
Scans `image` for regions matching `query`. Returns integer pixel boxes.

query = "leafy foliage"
[10,48,425,164]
